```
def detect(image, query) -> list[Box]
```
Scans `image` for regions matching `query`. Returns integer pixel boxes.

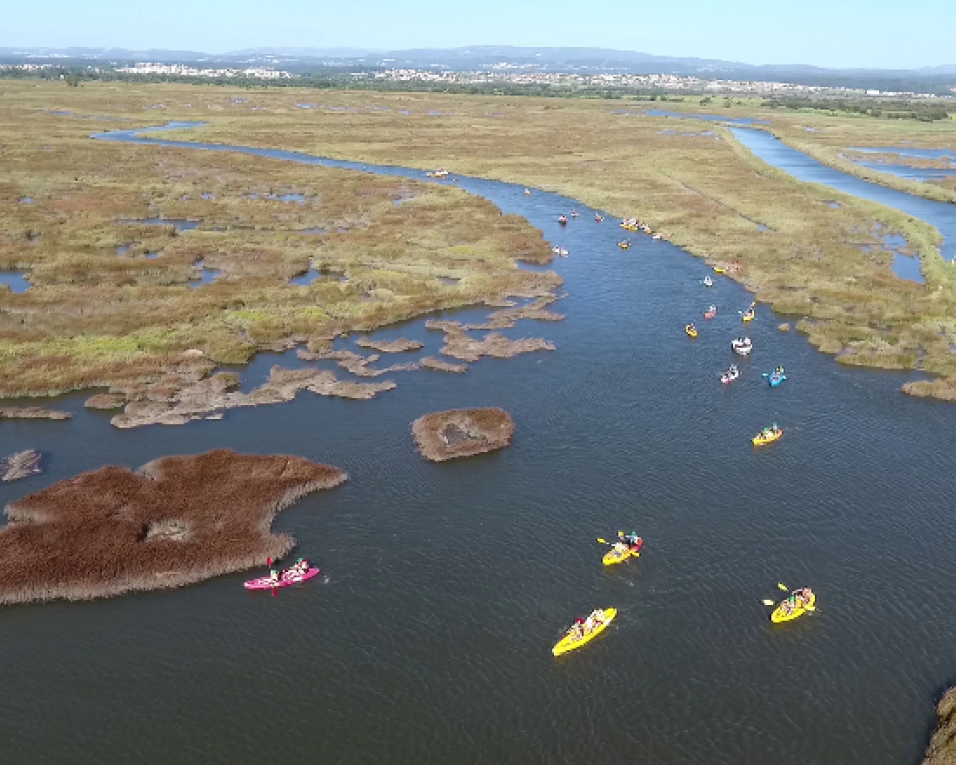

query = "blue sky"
[2,0,951,70]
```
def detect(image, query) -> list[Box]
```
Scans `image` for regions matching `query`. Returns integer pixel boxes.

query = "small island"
[0,448,346,605]
[412,407,515,461]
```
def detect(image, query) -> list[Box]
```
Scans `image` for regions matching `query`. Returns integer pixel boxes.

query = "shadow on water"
[1,120,954,765]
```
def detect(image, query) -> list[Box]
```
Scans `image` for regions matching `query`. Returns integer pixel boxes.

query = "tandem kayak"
[752,427,783,446]
[243,567,321,590]
[771,591,816,623]
[552,608,617,656]
[732,337,753,356]
[603,538,643,566]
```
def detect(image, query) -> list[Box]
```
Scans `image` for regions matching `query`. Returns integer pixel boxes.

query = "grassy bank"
[0,85,554,397]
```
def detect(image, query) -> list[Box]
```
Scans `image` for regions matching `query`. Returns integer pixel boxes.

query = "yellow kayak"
[742,310,755,322]
[603,545,641,566]
[771,591,816,623]
[618,241,630,249]
[753,427,783,446]
[620,223,640,232]
[685,325,699,338]
[552,608,617,656]
[713,266,726,273]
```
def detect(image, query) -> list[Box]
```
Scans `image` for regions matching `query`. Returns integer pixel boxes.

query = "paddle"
[268,557,278,598]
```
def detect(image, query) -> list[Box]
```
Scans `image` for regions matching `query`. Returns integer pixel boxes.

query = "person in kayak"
[285,558,309,578]
[269,569,281,585]
[619,531,642,550]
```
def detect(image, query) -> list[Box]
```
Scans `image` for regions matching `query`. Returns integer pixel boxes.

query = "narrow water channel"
[0,122,954,765]
[731,127,956,263]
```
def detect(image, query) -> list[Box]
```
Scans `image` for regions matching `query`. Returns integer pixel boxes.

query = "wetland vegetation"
[0,85,554,402]
[412,407,515,461]
[4,81,956,400]
[133,84,956,399]
[0,449,345,605]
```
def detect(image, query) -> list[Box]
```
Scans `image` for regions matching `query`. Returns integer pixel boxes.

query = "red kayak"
[243,567,321,590]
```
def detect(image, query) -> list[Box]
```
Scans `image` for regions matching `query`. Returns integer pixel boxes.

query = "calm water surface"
[1,122,955,764]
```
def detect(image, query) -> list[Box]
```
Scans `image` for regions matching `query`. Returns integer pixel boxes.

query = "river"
[0,122,954,764]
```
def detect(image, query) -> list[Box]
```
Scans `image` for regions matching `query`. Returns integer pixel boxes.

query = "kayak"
[620,222,640,232]
[732,338,753,356]
[713,266,726,273]
[768,371,787,387]
[704,306,717,319]
[742,310,755,322]
[771,591,816,623]
[685,325,698,338]
[752,428,783,446]
[603,538,643,566]
[618,241,630,249]
[243,567,321,590]
[702,277,714,287]
[552,608,617,656]
[720,367,739,384]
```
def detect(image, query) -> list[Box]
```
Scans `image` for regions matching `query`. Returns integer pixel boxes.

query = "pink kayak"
[243,567,321,590]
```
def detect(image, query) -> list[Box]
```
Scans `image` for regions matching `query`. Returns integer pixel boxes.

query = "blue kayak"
[767,370,787,387]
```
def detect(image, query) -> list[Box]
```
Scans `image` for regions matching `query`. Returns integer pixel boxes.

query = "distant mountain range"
[1,45,954,83]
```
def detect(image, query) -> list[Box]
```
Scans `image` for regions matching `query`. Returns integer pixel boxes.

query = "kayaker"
[269,569,281,585]
[621,531,641,549]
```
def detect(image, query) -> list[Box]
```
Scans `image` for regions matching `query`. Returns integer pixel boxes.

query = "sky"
[2,0,952,70]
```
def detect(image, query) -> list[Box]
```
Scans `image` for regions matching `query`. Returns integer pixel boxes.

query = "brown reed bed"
[0,450,42,482]
[412,407,515,461]
[421,357,468,374]
[0,448,346,605]
[355,337,424,353]
[0,407,72,420]
[109,365,396,428]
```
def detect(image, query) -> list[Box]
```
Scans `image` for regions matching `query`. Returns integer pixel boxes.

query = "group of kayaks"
[685,280,789,445]
[553,532,642,656]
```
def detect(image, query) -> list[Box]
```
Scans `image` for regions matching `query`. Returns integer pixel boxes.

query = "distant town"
[2,58,955,99]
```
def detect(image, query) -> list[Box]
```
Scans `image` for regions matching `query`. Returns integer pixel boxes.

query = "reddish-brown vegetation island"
[412,407,515,462]
[0,449,345,605]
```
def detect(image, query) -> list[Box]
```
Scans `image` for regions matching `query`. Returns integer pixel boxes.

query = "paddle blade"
[597,538,608,545]
[267,557,273,568]
[777,583,789,591]
[762,600,776,606]
[805,605,816,611]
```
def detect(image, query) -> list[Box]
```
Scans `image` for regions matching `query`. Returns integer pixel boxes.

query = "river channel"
[0,122,954,764]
